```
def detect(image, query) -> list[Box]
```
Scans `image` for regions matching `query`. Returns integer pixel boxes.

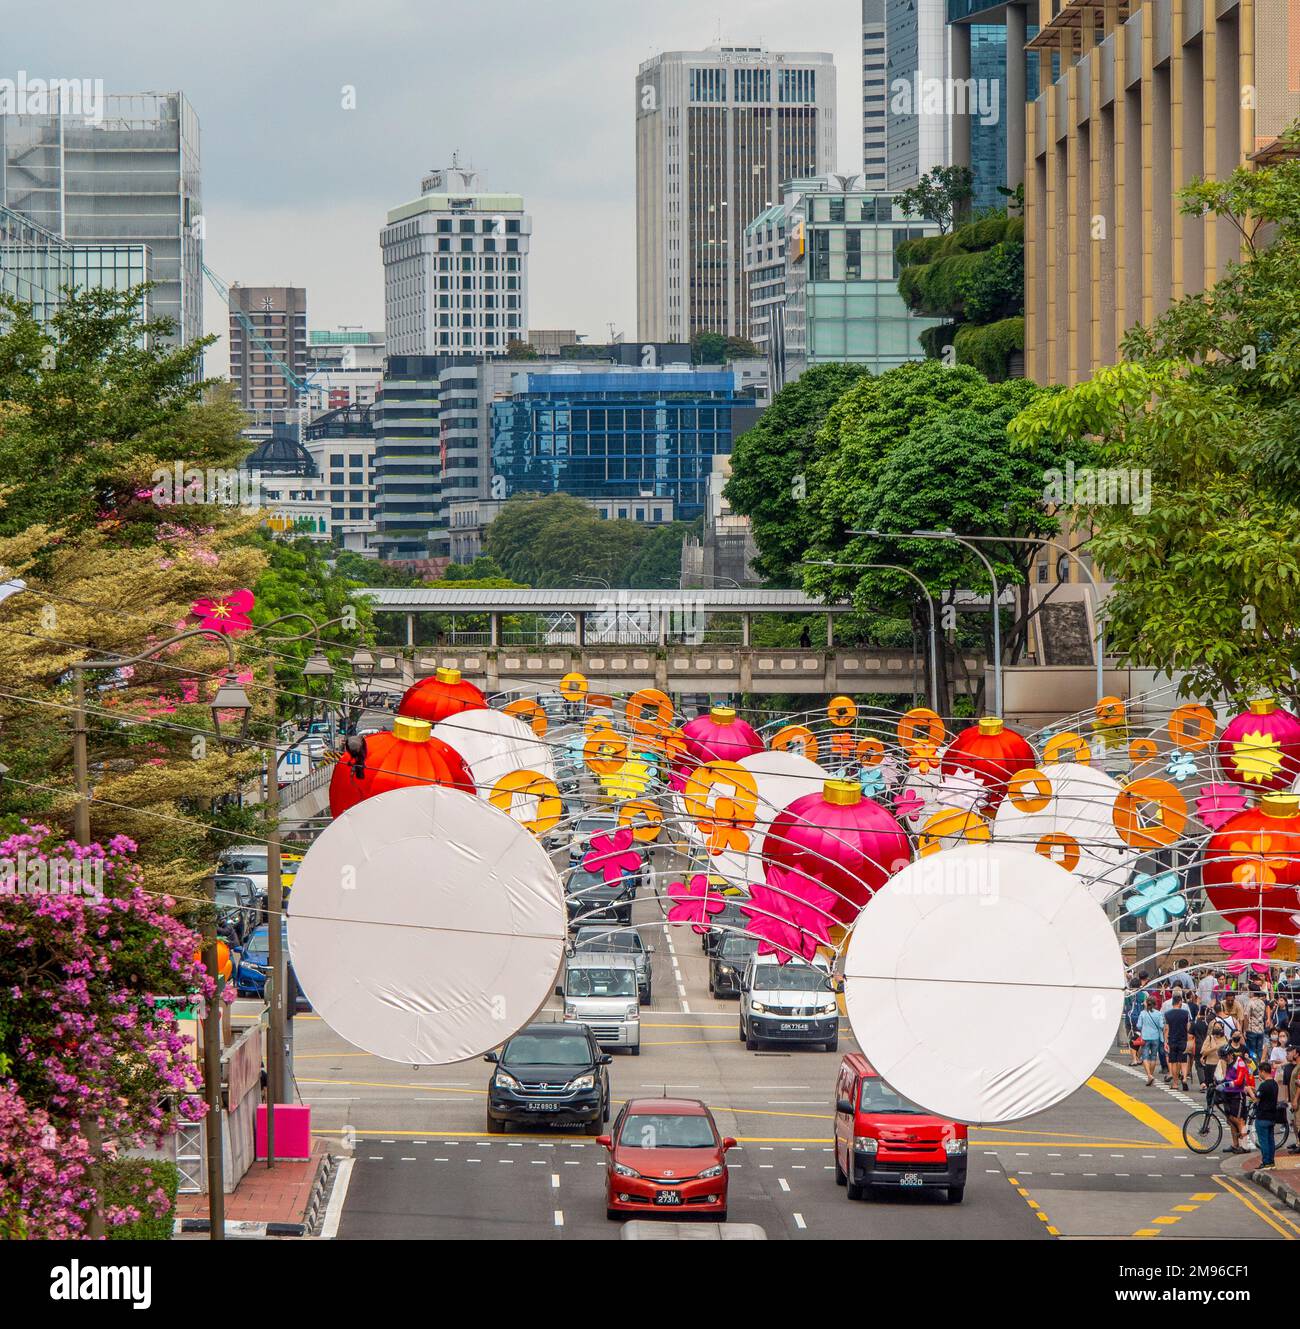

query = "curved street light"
[801,560,940,712]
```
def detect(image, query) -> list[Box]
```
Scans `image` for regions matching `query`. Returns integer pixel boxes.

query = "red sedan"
[598,1097,736,1221]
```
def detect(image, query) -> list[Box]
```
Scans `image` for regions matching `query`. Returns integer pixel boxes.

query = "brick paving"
[177,1138,329,1225]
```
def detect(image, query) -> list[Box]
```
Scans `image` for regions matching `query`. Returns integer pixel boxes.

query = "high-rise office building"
[862,2,890,188]
[0,93,203,347]
[228,285,308,421]
[886,0,955,190]
[380,160,531,357]
[635,45,836,343]
[1023,0,1300,384]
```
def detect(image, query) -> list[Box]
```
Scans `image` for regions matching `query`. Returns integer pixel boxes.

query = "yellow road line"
[310,1127,833,1145]
[1085,1074,1185,1146]
[1213,1174,1295,1239]
[1007,1175,1059,1237]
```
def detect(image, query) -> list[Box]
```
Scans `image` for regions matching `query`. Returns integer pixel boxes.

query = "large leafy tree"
[1008,129,1300,702]
[723,363,871,581]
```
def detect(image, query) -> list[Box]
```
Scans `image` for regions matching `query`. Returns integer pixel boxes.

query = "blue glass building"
[491,368,757,521]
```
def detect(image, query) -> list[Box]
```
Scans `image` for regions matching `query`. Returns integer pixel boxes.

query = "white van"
[563,955,641,1054]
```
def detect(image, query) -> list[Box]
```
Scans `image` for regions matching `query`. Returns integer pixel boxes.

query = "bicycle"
[1182,1086,1292,1154]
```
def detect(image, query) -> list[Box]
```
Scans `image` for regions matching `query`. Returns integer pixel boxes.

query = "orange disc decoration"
[1203,793,1300,936]
[488,770,562,835]
[1094,696,1126,726]
[1035,833,1081,873]
[683,761,759,856]
[828,696,858,728]
[584,731,629,775]
[917,808,990,858]
[1129,737,1159,764]
[618,799,664,843]
[1169,703,1217,751]
[586,692,615,716]
[1007,768,1053,813]
[771,725,819,760]
[328,714,475,817]
[626,688,673,755]
[939,717,1037,813]
[1042,732,1091,766]
[398,667,487,725]
[857,738,886,766]
[1112,777,1188,849]
[898,708,946,752]
[503,697,548,737]
[559,672,588,702]
[583,715,615,740]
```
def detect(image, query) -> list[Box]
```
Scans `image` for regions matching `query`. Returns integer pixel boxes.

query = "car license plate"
[525,1101,553,1111]
[779,1022,809,1032]
[655,1190,682,1206]
[899,1172,923,1187]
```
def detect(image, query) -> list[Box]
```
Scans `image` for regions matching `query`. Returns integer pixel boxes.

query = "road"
[292,839,1300,1241]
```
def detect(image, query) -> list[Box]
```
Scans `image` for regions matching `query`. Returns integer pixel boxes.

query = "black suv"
[709,931,758,998]
[566,864,637,927]
[485,1023,612,1135]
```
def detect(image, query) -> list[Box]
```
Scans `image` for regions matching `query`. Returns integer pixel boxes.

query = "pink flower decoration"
[741,868,836,965]
[582,827,641,884]
[190,588,254,636]
[1195,783,1249,830]
[666,874,727,934]
[1218,916,1280,974]
[892,788,926,822]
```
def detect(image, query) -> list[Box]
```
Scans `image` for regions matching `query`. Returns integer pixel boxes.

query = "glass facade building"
[491,369,752,521]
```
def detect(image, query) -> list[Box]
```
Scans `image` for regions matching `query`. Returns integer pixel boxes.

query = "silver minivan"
[563,954,641,1054]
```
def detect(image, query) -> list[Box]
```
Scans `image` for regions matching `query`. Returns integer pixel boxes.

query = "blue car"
[233,922,310,1011]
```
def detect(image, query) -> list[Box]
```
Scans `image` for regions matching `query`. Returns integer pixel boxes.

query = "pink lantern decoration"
[1216,698,1300,792]
[761,779,913,927]
[671,706,764,791]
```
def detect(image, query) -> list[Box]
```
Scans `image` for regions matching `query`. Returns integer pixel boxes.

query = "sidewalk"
[1227,1137,1300,1214]
[175,1138,333,1236]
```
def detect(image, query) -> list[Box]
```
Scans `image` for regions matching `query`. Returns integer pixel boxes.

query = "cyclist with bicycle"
[1220,1035,1253,1154]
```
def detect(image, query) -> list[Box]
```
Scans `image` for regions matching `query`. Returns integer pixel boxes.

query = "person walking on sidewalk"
[1286,1044,1300,1155]
[1199,1020,1228,1089]
[1164,989,1192,1092]
[1251,1062,1284,1169]
[1246,985,1269,1067]
[1137,997,1166,1087]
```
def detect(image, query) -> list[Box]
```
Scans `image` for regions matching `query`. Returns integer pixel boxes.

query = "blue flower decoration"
[1165,751,1198,782]
[859,766,887,798]
[1124,871,1187,929]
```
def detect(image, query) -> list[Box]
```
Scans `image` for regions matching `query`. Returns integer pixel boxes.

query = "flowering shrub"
[0,823,210,1237]
[101,1158,180,1241]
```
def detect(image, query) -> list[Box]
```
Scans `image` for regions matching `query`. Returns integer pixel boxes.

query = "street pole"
[73,670,90,846]
[201,874,226,1240]
[265,671,283,1168]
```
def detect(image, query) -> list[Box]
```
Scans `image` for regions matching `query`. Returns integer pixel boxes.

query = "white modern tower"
[861,0,889,189]
[885,0,959,191]
[635,45,836,344]
[380,158,531,356]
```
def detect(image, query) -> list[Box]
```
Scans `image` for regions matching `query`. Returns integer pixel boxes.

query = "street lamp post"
[854,530,1005,717]
[801,560,941,712]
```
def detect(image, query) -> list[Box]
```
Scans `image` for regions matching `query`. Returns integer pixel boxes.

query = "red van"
[833,1053,967,1203]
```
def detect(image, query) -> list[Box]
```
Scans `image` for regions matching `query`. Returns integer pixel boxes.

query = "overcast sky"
[20,0,862,360]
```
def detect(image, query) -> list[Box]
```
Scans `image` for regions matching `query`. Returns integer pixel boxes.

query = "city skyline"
[13,0,867,365]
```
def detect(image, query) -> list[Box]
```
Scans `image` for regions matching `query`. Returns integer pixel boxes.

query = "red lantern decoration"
[671,706,764,791]
[399,667,487,725]
[328,714,475,818]
[761,779,912,927]
[939,716,1037,813]
[1203,793,1300,938]
[1216,697,1300,792]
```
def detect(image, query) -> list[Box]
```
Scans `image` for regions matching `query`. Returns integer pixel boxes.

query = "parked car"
[833,1053,967,1203]
[234,921,278,996]
[598,1098,736,1221]
[738,957,839,1052]
[709,932,758,998]
[566,864,636,927]
[484,1022,612,1135]
[563,955,641,1054]
[214,873,258,944]
[571,926,654,1004]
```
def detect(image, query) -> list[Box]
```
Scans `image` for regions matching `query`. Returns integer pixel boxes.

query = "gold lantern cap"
[436,667,462,685]
[393,715,432,742]
[824,779,863,806]
[710,706,736,725]
[1260,792,1299,819]
[978,716,1005,736]
[1249,697,1278,716]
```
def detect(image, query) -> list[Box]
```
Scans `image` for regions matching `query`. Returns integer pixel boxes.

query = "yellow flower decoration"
[1231,730,1284,785]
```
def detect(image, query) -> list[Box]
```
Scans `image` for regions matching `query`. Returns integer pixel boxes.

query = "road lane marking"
[1213,1174,1295,1239]
[793,1213,806,1229]
[778,1178,790,1192]
[1085,1074,1185,1146]
[552,1174,560,1188]
[554,1210,564,1227]
[319,1157,354,1240]
[1007,1176,1059,1238]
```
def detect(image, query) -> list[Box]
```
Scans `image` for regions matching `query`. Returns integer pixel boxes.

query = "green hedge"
[102,1158,179,1241]
[953,316,1025,382]
[896,213,1023,270]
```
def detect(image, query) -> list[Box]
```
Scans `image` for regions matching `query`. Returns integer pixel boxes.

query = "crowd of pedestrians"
[1125,970,1300,1168]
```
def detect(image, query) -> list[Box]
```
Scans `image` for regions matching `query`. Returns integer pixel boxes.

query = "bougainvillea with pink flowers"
[0,823,211,1238]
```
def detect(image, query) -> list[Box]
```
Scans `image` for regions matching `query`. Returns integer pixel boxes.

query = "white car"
[739,957,839,1053]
